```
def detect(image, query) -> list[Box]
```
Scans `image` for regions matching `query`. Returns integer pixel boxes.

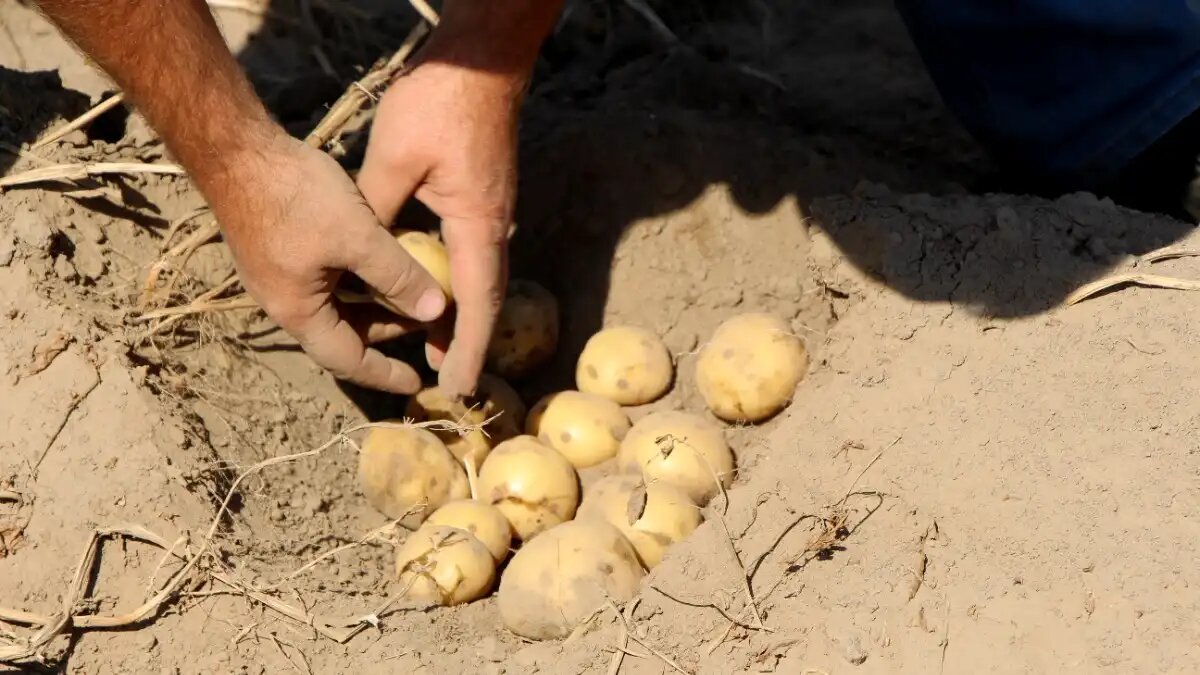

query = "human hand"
[208,135,448,394]
[356,60,525,396]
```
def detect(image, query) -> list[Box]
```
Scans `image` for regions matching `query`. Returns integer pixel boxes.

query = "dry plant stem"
[263,516,413,591]
[31,93,126,149]
[649,586,760,631]
[606,598,640,675]
[136,294,258,322]
[1139,247,1200,263]
[160,207,211,252]
[839,435,901,506]
[0,607,50,626]
[605,599,689,675]
[622,0,679,43]
[0,525,197,663]
[138,274,243,339]
[33,376,101,476]
[406,0,440,25]
[141,219,222,309]
[304,22,430,149]
[0,162,184,190]
[1066,273,1200,305]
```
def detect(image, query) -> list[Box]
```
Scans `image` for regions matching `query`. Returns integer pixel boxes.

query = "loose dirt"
[3,0,1199,673]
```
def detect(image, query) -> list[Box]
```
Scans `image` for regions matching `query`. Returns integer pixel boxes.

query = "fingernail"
[414,288,446,321]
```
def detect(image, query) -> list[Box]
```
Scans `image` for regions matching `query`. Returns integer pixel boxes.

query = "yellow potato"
[578,474,701,569]
[394,525,495,605]
[486,280,559,379]
[425,499,514,563]
[497,520,645,639]
[357,423,470,525]
[525,391,631,469]
[403,374,526,466]
[617,411,734,505]
[575,326,673,405]
[696,313,807,423]
[477,435,580,541]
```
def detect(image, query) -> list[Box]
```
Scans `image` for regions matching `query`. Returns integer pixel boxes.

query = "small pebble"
[53,255,78,281]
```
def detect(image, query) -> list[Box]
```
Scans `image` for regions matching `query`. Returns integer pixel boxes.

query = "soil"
[3,0,1200,673]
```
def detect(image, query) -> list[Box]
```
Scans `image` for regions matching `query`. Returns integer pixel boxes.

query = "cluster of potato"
[353,236,808,639]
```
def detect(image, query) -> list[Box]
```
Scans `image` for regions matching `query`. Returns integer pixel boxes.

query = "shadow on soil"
[3,0,1195,417]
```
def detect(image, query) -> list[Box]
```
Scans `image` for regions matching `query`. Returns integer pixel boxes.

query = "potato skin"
[394,525,496,605]
[575,326,674,405]
[404,374,526,465]
[360,230,453,311]
[526,391,631,468]
[618,411,734,505]
[696,313,807,423]
[357,424,470,525]
[486,280,559,379]
[425,499,514,563]
[498,520,645,639]
[477,435,580,541]
[578,474,701,568]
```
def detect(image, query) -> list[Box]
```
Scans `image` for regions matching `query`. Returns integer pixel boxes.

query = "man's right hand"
[208,136,448,394]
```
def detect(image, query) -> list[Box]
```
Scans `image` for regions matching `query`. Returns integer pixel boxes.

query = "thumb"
[346,221,446,322]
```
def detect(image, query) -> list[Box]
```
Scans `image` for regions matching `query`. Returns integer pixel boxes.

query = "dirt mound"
[4,0,1200,673]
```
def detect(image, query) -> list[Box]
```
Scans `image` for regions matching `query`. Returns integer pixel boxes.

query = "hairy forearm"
[424,0,564,74]
[35,0,280,194]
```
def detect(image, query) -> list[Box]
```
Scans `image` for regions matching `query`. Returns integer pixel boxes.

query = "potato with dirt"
[403,373,526,467]
[575,325,673,405]
[394,525,496,605]
[497,520,645,639]
[486,280,559,379]
[477,435,580,541]
[618,411,734,505]
[424,498,513,563]
[577,474,701,569]
[356,424,470,525]
[696,312,807,422]
[525,390,631,468]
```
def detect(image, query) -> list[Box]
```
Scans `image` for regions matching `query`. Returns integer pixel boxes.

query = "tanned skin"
[35,0,563,395]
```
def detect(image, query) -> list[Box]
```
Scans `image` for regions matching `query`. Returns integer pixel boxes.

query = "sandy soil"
[2,1,1199,673]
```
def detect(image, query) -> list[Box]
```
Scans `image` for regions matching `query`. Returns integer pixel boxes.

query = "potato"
[394,525,495,605]
[425,499,514,563]
[336,229,453,309]
[618,411,734,505]
[696,313,807,423]
[394,229,453,301]
[486,280,559,379]
[404,374,526,466]
[525,391,631,469]
[578,474,700,568]
[477,435,580,541]
[497,520,645,639]
[576,326,673,405]
[357,423,470,525]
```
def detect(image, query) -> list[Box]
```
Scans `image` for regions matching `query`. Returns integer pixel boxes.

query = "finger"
[424,310,454,371]
[357,147,424,228]
[346,222,446,323]
[343,304,422,344]
[435,216,508,396]
[294,300,422,394]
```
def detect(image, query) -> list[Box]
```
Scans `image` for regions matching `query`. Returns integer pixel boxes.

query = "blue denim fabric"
[896,0,1200,188]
